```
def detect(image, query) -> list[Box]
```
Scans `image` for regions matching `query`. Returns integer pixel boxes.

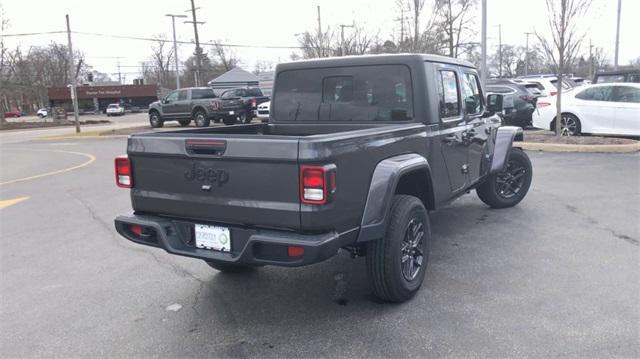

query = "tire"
[476,148,532,209]
[551,113,581,136]
[38,114,44,119]
[149,111,164,128]
[193,110,210,127]
[178,119,191,127]
[213,117,221,123]
[205,261,255,273]
[366,195,431,303]
[223,116,236,126]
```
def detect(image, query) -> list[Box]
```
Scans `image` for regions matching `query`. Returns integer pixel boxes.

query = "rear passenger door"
[174,89,191,117]
[436,65,468,192]
[460,71,490,183]
[612,86,640,135]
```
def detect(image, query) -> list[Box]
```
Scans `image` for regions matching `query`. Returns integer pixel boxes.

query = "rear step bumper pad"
[114,213,358,267]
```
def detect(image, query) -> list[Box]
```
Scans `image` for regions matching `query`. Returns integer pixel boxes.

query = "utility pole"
[65,14,80,133]
[589,39,594,80]
[614,0,621,70]
[498,24,502,78]
[317,5,323,57]
[185,0,204,86]
[339,23,354,56]
[395,8,407,46]
[524,32,534,76]
[481,0,487,88]
[117,60,122,84]
[166,14,187,89]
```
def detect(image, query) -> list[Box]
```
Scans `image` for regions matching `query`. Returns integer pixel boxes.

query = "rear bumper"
[114,213,358,267]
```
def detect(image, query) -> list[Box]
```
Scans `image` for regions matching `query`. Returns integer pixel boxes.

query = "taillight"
[115,155,132,188]
[300,165,336,205]
[251,98,257,108]
[537,102,551,108]
[211,100,220,110]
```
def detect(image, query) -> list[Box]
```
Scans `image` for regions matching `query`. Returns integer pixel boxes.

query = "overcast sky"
[1,0,638,83]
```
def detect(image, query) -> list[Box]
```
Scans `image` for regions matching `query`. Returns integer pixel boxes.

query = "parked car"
[532,83,640,136]
[106,103,125,116]
[36,108,48,118]
[518,76,573,97]
[148,87,218,128]
[486,81,536,128]
[256,101,270,122]
[114,54,532,303]
[213,87,270,125]
[593,69,640,84]
[4,111,21,118]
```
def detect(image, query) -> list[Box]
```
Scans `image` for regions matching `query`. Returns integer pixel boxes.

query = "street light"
[166,14,188,89]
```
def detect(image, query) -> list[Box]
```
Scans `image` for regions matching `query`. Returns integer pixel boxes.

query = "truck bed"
[127,122,427,233]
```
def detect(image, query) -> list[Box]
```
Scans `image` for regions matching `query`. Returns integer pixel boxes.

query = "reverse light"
[115,155,132,188]
[300,165,336,205]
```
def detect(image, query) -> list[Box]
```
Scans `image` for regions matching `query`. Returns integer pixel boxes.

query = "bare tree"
[211,41,240,71]
[253,60,274,75]
[344,25,377,55]
[536,0,591,136]
[435,0,477,58]
[142,35,175,88]
[1,4,10,124]
[296,29,336,59]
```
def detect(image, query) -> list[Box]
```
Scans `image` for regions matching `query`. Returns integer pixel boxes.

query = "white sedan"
[106,103,125,116]
[532,83,640,136]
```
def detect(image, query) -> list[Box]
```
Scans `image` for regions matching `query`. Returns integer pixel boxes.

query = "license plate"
[228,111,235,115]
[195,224,231,252]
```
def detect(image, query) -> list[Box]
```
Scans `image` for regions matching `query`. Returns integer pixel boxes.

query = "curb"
[37,134,129,141]
[518,142,640,153]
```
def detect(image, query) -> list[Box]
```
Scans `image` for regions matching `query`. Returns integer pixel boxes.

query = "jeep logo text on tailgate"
[184,164,229,186]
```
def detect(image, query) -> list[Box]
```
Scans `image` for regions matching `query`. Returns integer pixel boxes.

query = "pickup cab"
[148,87,219,128]
[214,87,270,125]
[115,54,532,302]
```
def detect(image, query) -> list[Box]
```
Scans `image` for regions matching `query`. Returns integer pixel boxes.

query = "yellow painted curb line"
[0,196,29,209]
[518,142,640,153]
[0,149,96,186]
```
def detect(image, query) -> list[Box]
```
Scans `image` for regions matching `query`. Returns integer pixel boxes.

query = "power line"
[2,29,308,49]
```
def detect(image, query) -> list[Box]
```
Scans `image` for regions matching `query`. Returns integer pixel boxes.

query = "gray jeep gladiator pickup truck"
[116,54,532,302]
[148,87,219,128]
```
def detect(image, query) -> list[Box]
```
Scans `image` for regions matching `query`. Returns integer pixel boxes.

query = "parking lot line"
[0,149,96,186]
[0,196,29,209]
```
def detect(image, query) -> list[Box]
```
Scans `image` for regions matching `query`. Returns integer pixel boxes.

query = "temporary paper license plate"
[195,224,231,252]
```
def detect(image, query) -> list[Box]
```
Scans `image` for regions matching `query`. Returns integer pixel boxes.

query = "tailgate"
[219,99,243,111]
[128,134,301,230]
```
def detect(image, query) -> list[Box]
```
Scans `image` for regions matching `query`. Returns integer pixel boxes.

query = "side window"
[177,90,188,101]
[322,76,354,103]
[613,86,640,103]
[220,90,233,99]
[628,74,640,83]
[165,91,179,102]
[461,73,482,115]
[575,87,613,101]
[437,70,460,119]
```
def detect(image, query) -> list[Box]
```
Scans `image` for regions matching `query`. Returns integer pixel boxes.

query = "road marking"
[0,149,96,186]
[0,196,29,209]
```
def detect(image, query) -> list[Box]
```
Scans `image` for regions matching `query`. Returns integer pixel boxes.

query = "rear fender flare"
[490,126,523,174]
[357,153,432,242]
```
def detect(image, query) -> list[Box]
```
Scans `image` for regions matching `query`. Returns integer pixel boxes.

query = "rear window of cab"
[273,64,414,122]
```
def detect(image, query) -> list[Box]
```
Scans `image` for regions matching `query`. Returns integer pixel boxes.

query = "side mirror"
[486,93,504,114]
[161,98,169,104]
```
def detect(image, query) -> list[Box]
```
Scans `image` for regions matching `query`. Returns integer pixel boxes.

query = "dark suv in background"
[486,80,537,128]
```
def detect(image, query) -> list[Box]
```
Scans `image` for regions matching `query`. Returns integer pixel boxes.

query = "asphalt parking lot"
[1,133,638,357]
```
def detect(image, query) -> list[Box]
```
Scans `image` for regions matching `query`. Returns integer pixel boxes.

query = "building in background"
[47,84,159,113]
[257,71,274,96]
[207,68,259,95]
